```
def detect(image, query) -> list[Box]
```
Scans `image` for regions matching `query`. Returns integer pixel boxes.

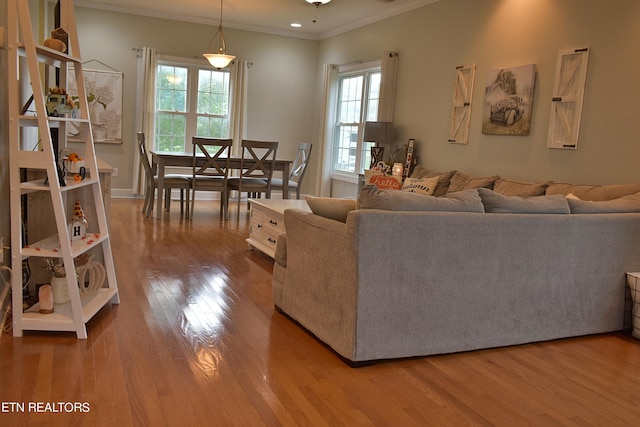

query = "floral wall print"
[67,68,123,144]
[482,64,536,136]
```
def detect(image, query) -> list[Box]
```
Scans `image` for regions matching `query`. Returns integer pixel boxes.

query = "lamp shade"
[204,53,235,69]
[363,121,395,145]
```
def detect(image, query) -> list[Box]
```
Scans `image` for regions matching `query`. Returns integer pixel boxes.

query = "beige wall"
[71,7,318,194]
[3,0,640,235]
[320,0,640,197]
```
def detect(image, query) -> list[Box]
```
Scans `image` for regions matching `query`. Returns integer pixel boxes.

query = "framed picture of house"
[482,63,536,136]
[66,68,123,144]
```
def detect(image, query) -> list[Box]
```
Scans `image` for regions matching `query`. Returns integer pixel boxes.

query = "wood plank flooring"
[1,198,640,426]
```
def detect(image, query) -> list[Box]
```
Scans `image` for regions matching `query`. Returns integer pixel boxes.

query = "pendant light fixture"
[306,0,332,5]
[203,0,235,69]
[306,0,331,23]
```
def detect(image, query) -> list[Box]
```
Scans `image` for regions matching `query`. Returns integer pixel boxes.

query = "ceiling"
[74,0,439,40]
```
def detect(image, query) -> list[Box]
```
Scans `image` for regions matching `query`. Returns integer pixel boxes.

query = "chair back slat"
[290,142,312,181]
[239,140,278,182]
[192,137,233,178]
[137,132,154,181]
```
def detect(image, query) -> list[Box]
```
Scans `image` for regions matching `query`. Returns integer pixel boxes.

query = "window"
[155,60,231,152]
[332,64,381,176]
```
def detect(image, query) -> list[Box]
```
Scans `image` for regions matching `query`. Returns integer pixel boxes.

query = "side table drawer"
[247,199,310,259]
[263,215,284,235]
[249,208,266,240]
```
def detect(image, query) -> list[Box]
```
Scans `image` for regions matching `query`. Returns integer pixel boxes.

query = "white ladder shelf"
[8,0,119,339]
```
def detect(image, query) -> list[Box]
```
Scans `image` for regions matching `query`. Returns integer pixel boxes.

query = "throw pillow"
[447,172,499,193]
[364,169,402,190]
[492,178,551,197]
[358,185,485,212]
[478,188,570,214]
[410,166,457,196]
[401,175,440,196]
[305,196,357,223]
[567,191,640,213]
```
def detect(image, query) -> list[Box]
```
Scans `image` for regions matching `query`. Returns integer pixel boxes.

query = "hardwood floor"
[1,198,640,426]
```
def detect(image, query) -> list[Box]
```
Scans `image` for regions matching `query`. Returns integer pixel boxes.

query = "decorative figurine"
[69,200,88,242]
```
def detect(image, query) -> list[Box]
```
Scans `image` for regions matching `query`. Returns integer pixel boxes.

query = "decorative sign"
[403,139,415,179]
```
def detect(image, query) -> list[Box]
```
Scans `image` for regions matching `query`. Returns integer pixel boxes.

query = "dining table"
[150,150,293,219]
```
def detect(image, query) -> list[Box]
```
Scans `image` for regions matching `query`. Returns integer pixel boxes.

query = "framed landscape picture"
[482,63,536,136]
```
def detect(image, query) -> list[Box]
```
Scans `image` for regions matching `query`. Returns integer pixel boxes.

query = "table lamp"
[363,121,395,169]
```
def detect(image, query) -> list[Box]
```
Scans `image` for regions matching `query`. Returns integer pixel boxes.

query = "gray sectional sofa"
[272,169,640,364]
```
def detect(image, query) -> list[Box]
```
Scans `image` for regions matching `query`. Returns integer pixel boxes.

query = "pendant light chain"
[203,0,235,69]
[218,0,226,55]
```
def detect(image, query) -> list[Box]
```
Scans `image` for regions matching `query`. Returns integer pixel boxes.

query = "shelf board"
[22,288,119,332]
[22,232,108,258]
[20,177,100,194]
[19,115,89,127]
[18,44,81,66]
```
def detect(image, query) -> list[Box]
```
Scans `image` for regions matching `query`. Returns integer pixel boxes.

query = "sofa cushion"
[358,185,485,212]
[447,172,499,193]
[567,192,640,213]
[546,182,640,201]
[478,188,571,214]
[409,166,456,196]
[493,178,551,197]
[401,175,440,195]
[305,196,357,222]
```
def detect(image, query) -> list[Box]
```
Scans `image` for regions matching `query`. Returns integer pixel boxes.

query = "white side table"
[247,199,310,259]
[625,272,640,339]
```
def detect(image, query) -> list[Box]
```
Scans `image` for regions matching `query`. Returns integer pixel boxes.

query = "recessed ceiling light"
[290,23,302,28]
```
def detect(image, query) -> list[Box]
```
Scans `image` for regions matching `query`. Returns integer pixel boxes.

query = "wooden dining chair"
[137,132,191,218]
[190,137,233,220]
[269,142,312,199]
[226,139,278,218]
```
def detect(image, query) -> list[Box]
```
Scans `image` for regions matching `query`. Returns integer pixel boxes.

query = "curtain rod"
[132,47,252,67]
[337,51,398,68]
[132,47,199,60]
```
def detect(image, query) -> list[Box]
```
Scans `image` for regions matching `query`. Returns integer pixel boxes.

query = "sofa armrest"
[276,209,358,358]
[274,232,287,268]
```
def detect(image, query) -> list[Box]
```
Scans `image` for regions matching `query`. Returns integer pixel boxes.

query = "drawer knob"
[268,237,277,244]
[269,220,278,226]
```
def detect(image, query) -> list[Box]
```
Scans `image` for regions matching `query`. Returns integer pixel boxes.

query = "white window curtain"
[317,51,397,196]
[229,59,249,156]
[316,63,338,197]
[132,47,158,196]
[378,51,398,122]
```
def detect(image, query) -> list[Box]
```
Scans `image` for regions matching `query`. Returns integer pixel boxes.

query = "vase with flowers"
[44,258,70,304]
